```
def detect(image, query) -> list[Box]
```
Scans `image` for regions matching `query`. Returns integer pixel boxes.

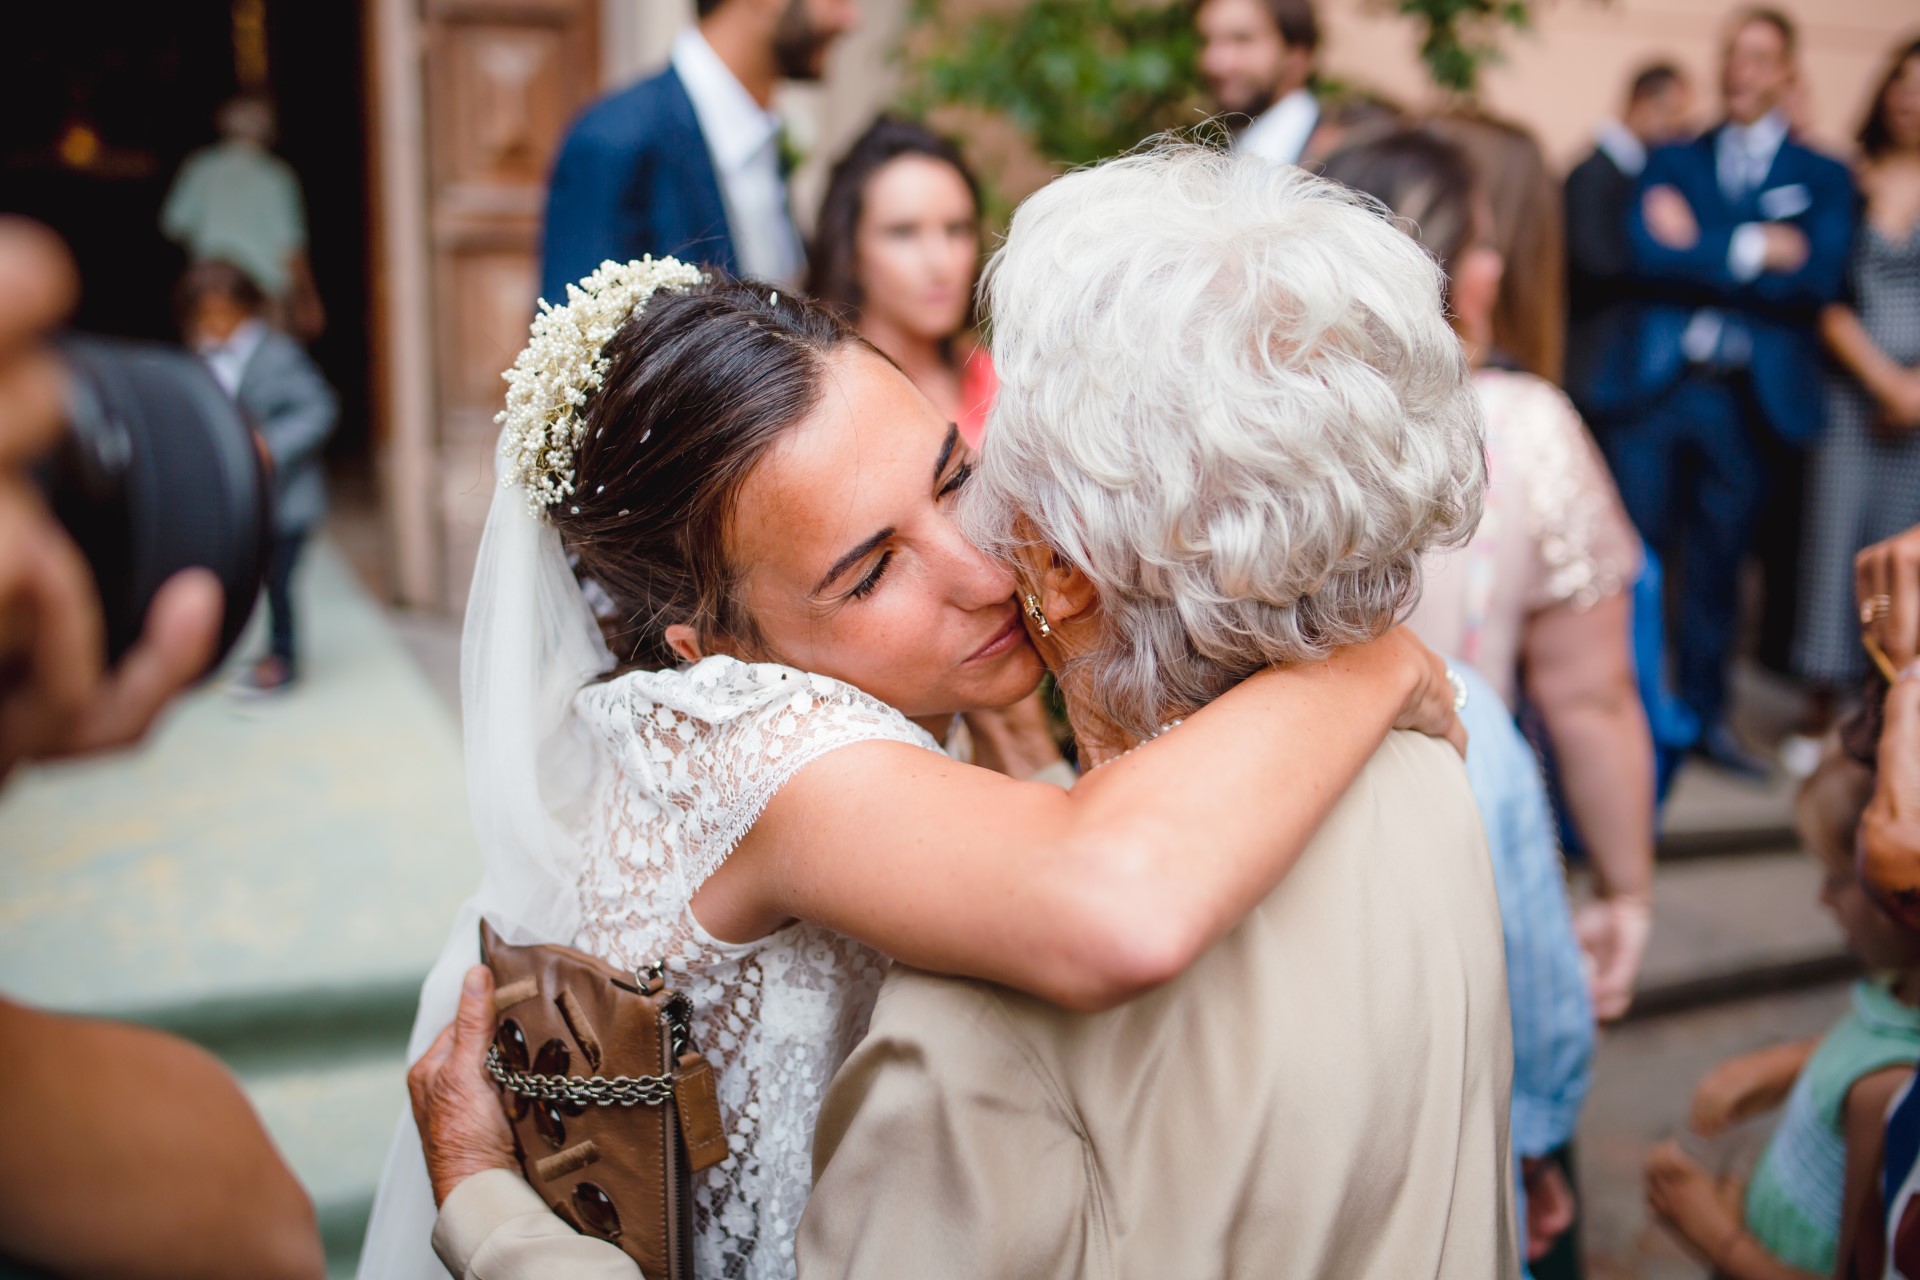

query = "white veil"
[355,449,614,1280]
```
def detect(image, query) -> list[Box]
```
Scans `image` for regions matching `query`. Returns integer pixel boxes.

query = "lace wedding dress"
[568,654,940,1279]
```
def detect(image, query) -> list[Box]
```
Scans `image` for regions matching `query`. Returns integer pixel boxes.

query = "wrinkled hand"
[1643,186,1700,250]
[1382,629,1466,758]
[0,218,222,784]
[408,966,517,1207]
[1521,1157,1576,1262]
[1760,223,1810,273]
[1572,894,1652,1022]
[1863,663,1920,931]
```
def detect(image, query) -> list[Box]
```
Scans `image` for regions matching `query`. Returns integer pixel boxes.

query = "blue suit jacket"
[539,66,737,305]
[1613,126,1853,442]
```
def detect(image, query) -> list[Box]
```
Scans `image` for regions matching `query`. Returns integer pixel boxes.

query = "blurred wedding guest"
[806,117,993,446]
[1431,113,1568,383]
[160,97,324,342]
[1192,0,1321,166]
[1646,746,1919,1279]
[1564,63,1695,427]
[1613,7,1854,778]
[0,219,321,1279]
[1323,129,1657,1025]
[178,261,337,695]
[1298,89,1403,168]
[540,0,855,302]
[1789,38,1920,758]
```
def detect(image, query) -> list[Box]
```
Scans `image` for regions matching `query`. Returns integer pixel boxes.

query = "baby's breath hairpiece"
[496,256,706,517]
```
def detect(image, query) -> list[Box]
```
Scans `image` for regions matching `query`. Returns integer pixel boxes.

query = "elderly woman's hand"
[407,966,518,1206]
[1381,627,1468,758]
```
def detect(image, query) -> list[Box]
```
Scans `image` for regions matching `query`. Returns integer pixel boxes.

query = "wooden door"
[370,0,599,608]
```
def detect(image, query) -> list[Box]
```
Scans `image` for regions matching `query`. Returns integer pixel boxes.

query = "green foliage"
[901,0,1208,171]
[1395,0,1533,95]
[900,0,1538,170]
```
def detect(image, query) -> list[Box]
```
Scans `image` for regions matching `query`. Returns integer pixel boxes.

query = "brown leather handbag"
[480,920,728,1279]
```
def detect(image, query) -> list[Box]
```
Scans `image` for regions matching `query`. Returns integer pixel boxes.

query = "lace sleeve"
[574,656,943,894]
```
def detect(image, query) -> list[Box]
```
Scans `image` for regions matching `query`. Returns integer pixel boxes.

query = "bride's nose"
[935,525,1017,607]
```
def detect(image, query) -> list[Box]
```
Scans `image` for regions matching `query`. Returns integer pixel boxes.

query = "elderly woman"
[383,149,1506,1279]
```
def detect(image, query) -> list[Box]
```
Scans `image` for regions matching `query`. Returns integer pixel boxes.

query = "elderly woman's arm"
[697,629,1458,1014]
[1521,591,1657,1019]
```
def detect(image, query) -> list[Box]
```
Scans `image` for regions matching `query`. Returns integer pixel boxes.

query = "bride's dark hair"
[553,277,863,670]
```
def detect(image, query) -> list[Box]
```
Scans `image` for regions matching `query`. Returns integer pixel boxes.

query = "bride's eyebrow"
[932,423,960,480]
[813,528,893,597]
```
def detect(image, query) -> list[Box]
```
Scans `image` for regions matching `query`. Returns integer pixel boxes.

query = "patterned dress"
[568,656,942,1280]
[1796,220,1920,684]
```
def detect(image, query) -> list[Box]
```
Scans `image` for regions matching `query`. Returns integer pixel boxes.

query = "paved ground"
[0,536,477,1273]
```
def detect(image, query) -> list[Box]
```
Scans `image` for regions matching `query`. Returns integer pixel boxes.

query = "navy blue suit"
[539,66,737,305]
[1600,125,1853,734]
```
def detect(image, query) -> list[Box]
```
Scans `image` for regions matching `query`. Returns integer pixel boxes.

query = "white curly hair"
[962,144,1487,738]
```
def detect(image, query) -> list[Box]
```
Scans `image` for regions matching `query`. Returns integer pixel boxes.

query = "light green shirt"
[160,141,306,298]
[1745,978,1920,1273]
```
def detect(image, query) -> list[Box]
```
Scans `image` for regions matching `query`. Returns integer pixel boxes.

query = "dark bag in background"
[480,921,728,1279]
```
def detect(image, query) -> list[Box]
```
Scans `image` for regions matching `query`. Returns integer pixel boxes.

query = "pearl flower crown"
[496,256,707,518]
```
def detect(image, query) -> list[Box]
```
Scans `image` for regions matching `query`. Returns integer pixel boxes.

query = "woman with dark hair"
[805,117,997,445]
[360,250,1476,1279]
[1791,37,1920,730]
[1428,113,1568,385]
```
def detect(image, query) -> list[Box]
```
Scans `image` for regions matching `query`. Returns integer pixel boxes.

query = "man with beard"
[538,0,854,301]
[1192,0,1321,167]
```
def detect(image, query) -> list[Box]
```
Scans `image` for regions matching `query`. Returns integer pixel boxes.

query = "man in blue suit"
[1606,7,1853,776]
[538,0,857,305]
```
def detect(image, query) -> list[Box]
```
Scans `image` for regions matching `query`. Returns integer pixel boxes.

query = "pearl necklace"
[1086,719,1185,771]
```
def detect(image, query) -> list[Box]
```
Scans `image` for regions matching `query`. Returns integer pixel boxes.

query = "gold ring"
[1863,594,1893,626]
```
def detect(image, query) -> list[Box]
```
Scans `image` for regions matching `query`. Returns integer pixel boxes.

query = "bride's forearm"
[745,631,1445,1012]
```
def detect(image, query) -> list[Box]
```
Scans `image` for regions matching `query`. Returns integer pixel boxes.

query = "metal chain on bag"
[485,1044,677,1108]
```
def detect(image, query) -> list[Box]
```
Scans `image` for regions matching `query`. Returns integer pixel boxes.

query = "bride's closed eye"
[939,460,974,499]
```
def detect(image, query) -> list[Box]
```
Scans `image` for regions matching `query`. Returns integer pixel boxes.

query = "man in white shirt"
[1606,7,1855,778]
[1193,0,1321,167]
[539,0,855,301]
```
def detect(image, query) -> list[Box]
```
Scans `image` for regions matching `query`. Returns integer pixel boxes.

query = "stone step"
[1576,846,1855,1021]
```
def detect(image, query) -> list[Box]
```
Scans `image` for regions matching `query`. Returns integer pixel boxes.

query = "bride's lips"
[966,607,1027,664]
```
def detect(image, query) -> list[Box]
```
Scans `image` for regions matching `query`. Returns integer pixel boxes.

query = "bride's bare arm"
[699,629,1456,1013]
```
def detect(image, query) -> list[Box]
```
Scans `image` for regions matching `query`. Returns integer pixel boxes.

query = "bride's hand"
[1382,628,1468,758]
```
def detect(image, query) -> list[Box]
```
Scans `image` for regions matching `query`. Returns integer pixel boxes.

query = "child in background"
[176,259,336,694]
[1645,748,1920,1277]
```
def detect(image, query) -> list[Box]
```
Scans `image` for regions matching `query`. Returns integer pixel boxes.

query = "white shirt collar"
[1722,109,1788,164]
[198,318,267,398]
[1594,120,1647,178]
[1235,88,1319,167]
[671,27,780,175]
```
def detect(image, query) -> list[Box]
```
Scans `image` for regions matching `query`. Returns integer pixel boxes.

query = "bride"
[361,180,1482,1277]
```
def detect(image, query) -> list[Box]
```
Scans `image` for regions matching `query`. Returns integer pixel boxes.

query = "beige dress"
[1409,368,1641,708]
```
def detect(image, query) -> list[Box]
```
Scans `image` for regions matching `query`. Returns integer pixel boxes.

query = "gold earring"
[1023,593,1052,637]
